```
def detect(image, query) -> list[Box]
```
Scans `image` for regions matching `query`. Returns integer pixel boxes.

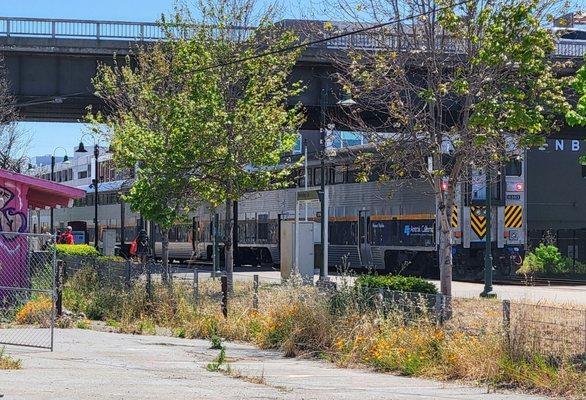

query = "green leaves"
[90,4,304,228]
[567,53,586,127]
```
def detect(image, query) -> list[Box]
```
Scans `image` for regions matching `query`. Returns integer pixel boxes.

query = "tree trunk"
[436,194,453,297]
[224,199,234,292]
[161,227,171,286]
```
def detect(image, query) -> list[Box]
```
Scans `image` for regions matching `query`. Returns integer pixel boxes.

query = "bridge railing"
[0,16,584,58]
[0,17,168,40]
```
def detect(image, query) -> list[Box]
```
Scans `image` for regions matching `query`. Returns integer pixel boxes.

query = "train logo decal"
[470,206,487,239]
[451,205,458,228]
[504,205,523,228]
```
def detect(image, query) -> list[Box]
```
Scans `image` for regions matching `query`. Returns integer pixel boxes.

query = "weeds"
[75,319,91,330]
[15,295,52,327]
[206,335,228,372]
[62,266,586,398]
[0,347,21,370]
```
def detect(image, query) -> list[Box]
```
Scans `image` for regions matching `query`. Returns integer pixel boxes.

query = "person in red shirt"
[62,226,75,245]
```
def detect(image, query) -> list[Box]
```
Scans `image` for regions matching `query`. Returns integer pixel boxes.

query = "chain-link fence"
[0,232,55,350]
[507,301,586,358]
[56,257,586,359]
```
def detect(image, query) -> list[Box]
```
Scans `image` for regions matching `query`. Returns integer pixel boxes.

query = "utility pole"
[481,168,496,298]
[233,200,240,269]
[50,155,55,233]
[93,144,100,249]
[319,88,328,281]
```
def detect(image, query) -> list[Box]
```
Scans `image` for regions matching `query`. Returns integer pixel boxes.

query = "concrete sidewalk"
[0,329,545,400]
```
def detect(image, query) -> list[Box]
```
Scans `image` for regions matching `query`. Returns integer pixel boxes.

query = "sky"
[3,0,316,158]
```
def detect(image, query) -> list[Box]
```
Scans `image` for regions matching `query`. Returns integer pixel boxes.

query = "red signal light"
[515,183,523,191]
[441,181,448,191]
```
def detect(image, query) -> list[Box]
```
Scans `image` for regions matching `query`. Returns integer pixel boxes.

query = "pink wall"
[0,177,29,288]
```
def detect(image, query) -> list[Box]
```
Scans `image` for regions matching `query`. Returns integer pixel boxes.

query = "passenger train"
[35,142,533,279]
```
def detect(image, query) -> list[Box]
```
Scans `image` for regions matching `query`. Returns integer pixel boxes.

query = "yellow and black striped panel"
[451,206,458,228]
[505,205,523,228]
[470,206,487,239]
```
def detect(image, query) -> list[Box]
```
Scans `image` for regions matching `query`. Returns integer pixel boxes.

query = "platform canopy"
[0,168,85,209]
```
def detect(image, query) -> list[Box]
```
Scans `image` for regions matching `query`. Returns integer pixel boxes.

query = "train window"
[347,167,358,183]
[313,168,322,186]
[505,159,522,176]
[331,166,345,184]
[258,214,269,241]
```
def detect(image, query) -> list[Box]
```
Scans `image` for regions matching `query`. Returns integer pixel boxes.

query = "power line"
[12,0,473,109]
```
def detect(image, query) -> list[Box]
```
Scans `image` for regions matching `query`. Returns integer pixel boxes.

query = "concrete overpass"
[0,16,585,123]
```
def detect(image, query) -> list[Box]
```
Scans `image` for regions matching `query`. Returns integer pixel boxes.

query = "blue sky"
[4,0,315,157]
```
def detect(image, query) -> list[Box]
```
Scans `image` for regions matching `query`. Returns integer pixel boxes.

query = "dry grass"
[62,269,586,399]
[0,347,21,370]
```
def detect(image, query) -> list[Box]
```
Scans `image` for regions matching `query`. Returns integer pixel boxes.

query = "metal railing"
[0,16,584,57]
[0,17,165,40]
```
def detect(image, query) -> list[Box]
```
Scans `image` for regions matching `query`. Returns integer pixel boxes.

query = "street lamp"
[76,135,103,250]
[318,88,356,282]
[50,147,71,233]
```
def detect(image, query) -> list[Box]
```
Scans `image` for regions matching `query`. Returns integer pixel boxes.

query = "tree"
[334,0,570,295]
[90,38,221,283]
[92,0,304,289]
[172,0,305,291]
[567,52,586,166]
[0,58,29,172]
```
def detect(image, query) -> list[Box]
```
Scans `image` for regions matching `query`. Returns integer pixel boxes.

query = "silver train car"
[192,157,526,277]
[35,156,526,277]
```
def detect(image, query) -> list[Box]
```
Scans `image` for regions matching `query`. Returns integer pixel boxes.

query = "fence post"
[193,268,199,306]
[125,259,131,290]
[146,262,152,300]
[221,273,228,318]
[6,19,10,37]
[502,300,511,345]
[55,260,63,318]
[253,274,259,311]
[434,294,445,325]
[51,21,56,38]
[96,22,100,40]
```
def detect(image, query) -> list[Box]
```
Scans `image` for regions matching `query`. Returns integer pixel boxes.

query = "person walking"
[131,229,150,264]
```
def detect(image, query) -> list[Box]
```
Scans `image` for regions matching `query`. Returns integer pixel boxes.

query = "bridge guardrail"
[0,16,584,58]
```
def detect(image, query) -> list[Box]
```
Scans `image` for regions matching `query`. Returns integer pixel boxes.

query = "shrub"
[517,244,586,276]
[56,244,100,258]
[97,255,126,263]
[63,266,124,320]
[15,296,53,327]
[355,274,438,294]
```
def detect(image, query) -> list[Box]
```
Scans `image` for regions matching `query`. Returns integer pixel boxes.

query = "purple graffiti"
[0,185,27,238]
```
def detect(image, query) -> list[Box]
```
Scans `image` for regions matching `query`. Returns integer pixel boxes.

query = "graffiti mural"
[0,182,29,289]
[0,185,27,237]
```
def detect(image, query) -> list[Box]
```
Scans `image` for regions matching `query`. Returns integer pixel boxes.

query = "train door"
[358,210,373,266]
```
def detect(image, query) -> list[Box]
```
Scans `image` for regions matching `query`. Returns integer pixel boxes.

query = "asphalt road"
[0,329,547,400]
